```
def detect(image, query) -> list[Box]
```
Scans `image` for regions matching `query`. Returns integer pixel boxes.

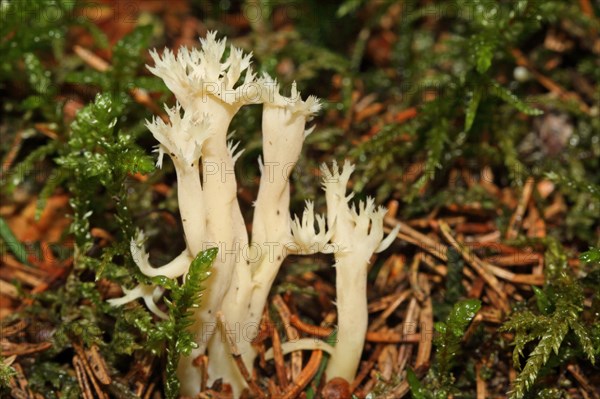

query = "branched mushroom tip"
[107,31,398,398]
[147,31,258,107]
[261,75,322,117]
[290,201,334,254]
[146,104,211,167]
[107,284,167,319]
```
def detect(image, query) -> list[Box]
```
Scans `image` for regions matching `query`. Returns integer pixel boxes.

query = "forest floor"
[1,1,599,398]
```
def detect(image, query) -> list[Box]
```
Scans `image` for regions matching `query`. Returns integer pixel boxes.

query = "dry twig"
[216,311,266,399]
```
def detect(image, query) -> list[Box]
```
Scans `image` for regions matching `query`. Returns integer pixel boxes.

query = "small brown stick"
[414,275,433,370]
[385,217,448,261]
[2,354,16,367]
[216,311,266,399]
[482,253,542,266]
[396,298,420,375]
[267,378,281,398]
[374,254,406,292]
[289,314,333,338]
[406,208,440,228]
[11,269,45,288]
[468,277,485,298]
[501,272,544,286]
[272,295,302,381]
[366,330,420,344]
[581,387,593,399]
[2,255,45,276]
[0,280,19,299]
[9,362,28,390]
[435,216,467,227]
[567,364,600,399]
[85,344,111,385]
[270,316,288,389]
[399,230,444,258]
[439,221,509,312]
[1,341,52,357]
[192,354,209,392]
[420,253,447,276]
[350,345,383,393]
[401,213,435,230]
[33,123,60,140]
[455,222,497,234]
[476,362,487,399]
[369,288,411,313]
[132,354,154,397]
[279,350,323,399]
[506,177,534,239]
[9,362,36,398]
[73,343,107,399]
[73,355,95,399]
[482,261,544,286]
[378,344,398,383]
[479,308,504,324]
[393,107,418,123]
[289,313,416,344]
[469,231,502,244]
[409,254,426,302]
[142,382,156,399]
[381,381,410,399]
[254,312,271,370]
[355,102,384,124]
[134,379,145,397]
[579,0,595,17]
[511,48,590,114]
[73,45,109,72]
[444,203,490,216]
[0,130,24,179]
[524,202,546,238]
[369,289,412,331]
[129,87,168,118]
[464,313,483,343]
[386,199,399,219]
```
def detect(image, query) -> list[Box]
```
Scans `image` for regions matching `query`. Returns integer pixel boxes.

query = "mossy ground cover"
[1,1,598,398]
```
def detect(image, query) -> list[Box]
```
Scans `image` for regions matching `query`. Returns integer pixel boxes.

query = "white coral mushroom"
[321,161,400,382]
[108,32,399,399]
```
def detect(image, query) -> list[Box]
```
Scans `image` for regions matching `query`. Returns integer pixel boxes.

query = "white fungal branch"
[146,104,209,254]
[264,339,335,360]
[146,104,210,168]
[129,232,193,279]
[320,162,401,382]
[107,283,167,319]
[289,201,334,255]
[108,32,398,399]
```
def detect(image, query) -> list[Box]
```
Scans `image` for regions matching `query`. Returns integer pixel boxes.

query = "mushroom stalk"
[244,83,321,335]
[212,83,320,395]
[174,163,205,255]
[192,98,242,352]
[325,254,369,381]
[320,161,400,383]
